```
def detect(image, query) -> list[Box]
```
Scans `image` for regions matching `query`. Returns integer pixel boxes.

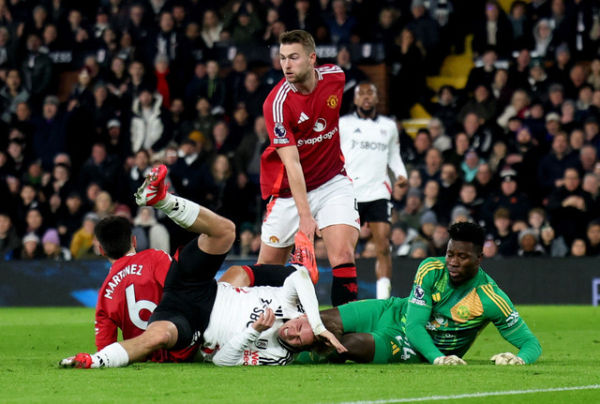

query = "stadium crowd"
[0,0,599,262]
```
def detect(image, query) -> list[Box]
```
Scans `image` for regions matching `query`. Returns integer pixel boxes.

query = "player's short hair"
[95,216,132,259]
[354,81,377,96]
[279,30,316,55]
[448,222,485,253]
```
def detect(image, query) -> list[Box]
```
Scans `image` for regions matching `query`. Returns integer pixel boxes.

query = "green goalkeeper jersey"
[403,257,542,364]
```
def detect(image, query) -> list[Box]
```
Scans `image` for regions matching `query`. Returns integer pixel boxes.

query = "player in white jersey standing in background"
[339,82,408,299]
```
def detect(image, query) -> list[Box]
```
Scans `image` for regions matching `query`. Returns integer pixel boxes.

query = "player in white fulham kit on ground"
[339,82,408,299]
[60,165,345,368]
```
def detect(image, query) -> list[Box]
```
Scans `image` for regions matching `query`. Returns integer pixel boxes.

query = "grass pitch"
[1,306,599,403]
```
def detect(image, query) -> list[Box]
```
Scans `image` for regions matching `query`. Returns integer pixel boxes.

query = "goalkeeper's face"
[445,240,482,285]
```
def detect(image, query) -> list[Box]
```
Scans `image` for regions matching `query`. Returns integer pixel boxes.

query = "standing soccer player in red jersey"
[259,30,360,306]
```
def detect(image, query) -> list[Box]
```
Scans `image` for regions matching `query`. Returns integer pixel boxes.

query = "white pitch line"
[337,384,600,404]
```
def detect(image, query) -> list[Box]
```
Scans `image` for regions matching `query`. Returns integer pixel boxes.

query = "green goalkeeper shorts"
[338,297,423,364]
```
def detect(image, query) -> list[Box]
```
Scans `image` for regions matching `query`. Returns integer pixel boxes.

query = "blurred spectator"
[427,85,460,133]
[428,117,452,152]
[482,167,531,227]
[391,222,417,256]
[497,89,530,129]
[326,0,357,45]
[482,235,499,258]
[289,0,325,37]
[397,187,425,231]
[78,143,119,196]
[539,223,568,257]
[508,49,530,90]
[222,2,263,45]
[21,34,53,108]
[586,220,600,256]
[461,112,495,158]
[42,162,73,202]
[458,84,497,125]
[537,132,578,196]
[93,191,114,219]
[145,11,184,73]
[184,21,208,66]
[0,212,20,260]
[452,183,483,224]
[70,212,99,259]
[508,1,533,52]
[234,116,269,186]
[584,117,600,155]
[130,89,171,154]
[491,69,512,113]
[430,223,449,255]
[461,149,482,183]
[465,48,497,93]
[517,228,544,257]
[104,119,130,165]
[407,0,441,73]
[532,19,555,60]
[42,228,71,260]
[438,162,462,221]
[422,179,442,219]
[200,9,223,49]
[153,54,175,109]
[582,172,600,213]
[547,45,572,88]
[56,191,85,247]
[547,167,593,245]
[569,238,587,257]
[21,232,44,260]
[32,95,67,171]
[442,132,470,169]
[235,72,268,119]
[420,147,442,183]
[587,58,600,90]
[211,121,236,158]
[0,69,29,123]
[182,96,215,147]
[487,140,507,174]
[472,1,513,57]
[133,206,170,253]
[262,53,284,90]
[235,222,259,258]
[169,138,204,201]
[336,46,366,115]
[489,207,518,257]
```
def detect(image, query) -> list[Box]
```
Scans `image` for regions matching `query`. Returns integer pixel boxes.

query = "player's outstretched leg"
[290,231,319,284]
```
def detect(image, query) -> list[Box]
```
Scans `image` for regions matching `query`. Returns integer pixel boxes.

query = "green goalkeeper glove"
[490,352,525,365]
[433,355,467,365]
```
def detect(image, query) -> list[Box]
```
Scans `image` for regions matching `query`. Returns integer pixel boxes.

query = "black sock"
[248,264,296,287]
[331,263,357,306]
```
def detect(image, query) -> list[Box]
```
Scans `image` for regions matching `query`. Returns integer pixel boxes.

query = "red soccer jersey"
[260,64,346,199]
[95,249,197,362]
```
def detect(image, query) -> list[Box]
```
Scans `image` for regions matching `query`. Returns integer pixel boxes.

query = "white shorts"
[261,174,360,248]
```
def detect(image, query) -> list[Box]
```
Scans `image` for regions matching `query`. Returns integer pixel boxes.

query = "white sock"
[155,193,200,229]
[91,342,130,368]
[376,277,391,299]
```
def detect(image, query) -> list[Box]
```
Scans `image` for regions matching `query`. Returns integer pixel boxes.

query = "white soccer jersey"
[200,268,325,366]
[339,113,407,203]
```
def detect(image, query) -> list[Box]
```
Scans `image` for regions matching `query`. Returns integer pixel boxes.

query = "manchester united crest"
[269,235,280,243]
[326,95,338,109]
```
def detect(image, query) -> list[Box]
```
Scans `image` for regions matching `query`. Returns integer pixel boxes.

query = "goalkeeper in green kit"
[297,222,541,365]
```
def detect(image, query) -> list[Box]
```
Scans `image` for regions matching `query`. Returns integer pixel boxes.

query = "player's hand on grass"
[490,352,525,365]
[433,355,467,365]
[252,308,275,332]
[317,330,347,354]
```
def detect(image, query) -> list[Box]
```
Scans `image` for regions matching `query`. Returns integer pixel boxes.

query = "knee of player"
[375,242,391,257]
[329,250,355,266]
[217,218,236,244]
[145,323,177,350]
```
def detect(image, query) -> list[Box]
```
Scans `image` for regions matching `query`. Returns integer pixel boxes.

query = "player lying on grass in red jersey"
[60,164,344,367]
